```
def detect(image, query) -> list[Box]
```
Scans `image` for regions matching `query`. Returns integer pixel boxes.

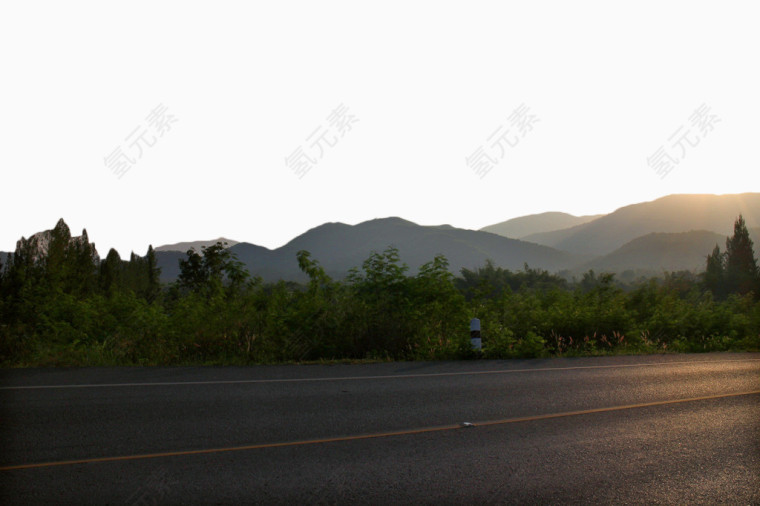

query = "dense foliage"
[1,217,758,366]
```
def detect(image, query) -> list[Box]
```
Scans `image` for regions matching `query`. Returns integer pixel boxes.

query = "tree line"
[1,217,758,366]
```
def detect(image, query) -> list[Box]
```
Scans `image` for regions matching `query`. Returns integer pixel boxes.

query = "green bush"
[3,241,760,366]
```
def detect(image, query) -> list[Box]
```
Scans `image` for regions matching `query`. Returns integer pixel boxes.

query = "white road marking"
[2,358,759,390]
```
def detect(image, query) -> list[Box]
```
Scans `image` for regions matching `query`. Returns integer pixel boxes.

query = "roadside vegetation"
[1,217,759,366]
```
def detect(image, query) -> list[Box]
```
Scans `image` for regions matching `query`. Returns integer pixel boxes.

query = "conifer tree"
[703,244,726,298]
[45,218,72,290]
[69,229,98,296]
[725,215,759,295]
[99,248,123,295]
[144,245,161,302]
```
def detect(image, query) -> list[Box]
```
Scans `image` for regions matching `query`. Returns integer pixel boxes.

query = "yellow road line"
[2,389,758,472]
[474,390,760,427]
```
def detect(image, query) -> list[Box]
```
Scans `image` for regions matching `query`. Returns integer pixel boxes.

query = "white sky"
[2,1,758,257]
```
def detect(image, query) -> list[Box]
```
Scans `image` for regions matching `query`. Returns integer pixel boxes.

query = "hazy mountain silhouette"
[155,225,729,283]
[153,217,583,283]
[583,230,726,274]
[480,212,604,239]
[522,193,760,256]
[154,243,269,282]
[7,193,760,283]
[585,227,760,276]
[254,217,582,282]
[155,238,239,252]
[152,250,186,281]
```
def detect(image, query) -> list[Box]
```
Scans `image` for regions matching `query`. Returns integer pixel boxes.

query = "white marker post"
[470,318,482,351]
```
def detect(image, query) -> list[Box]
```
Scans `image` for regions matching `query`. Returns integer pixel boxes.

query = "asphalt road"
[1,353,759,504]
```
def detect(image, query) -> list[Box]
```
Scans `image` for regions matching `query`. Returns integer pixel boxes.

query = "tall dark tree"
[122,252,145,295]
[0,253,21,323]
[725,215,759,295]
[45,218,73,290]
[0,254,7,323]
[68,229,98,296]
[703,244,726,298]
[99,248,123,295]
[144,245,161,302]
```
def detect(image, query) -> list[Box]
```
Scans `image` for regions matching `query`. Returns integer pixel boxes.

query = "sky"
[2,1,758,257]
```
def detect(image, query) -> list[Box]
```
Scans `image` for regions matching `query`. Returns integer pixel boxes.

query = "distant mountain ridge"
[585,227,760,276]
[200,217,583,283]
[584,230,726,274]
[155,238,239,252]
[522,193,760,256]
[4,193,760,282]
[481,212,604,239]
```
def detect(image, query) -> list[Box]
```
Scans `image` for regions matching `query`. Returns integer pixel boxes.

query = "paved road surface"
[1,353,759,504]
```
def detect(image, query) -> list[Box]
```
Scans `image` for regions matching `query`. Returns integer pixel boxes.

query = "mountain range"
[153,193,759,282]
[154,218,587,283]
[3,193,759,282]
[513,193,760,256]
[154,238,239,252]
[480,212,603,239]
